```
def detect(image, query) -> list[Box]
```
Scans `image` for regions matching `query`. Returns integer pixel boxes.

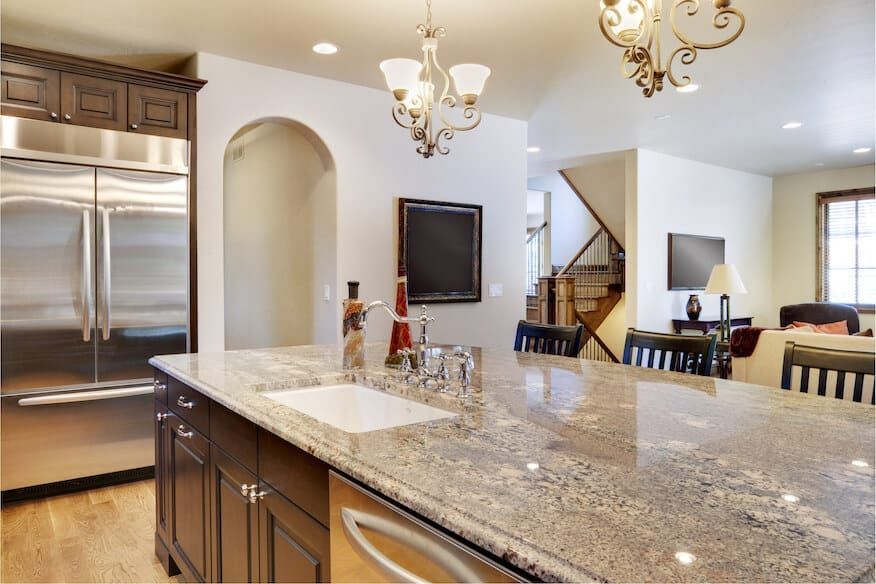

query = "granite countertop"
[150,344,875,582]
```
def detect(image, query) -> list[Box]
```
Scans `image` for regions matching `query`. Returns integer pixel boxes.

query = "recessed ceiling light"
[853,147,872,154]
[312,42,339,55]
[814,162,825,167]
[526,146,541,153]
[676,83,699,94]
[782,121,803,129]
[851,459,870,467]
[655,114,672,121]
[781,494,800,503]
[674,551,696,565]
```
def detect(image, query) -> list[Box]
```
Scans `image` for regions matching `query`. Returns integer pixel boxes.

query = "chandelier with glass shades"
[599,0,745,97]
[379,0,490,158]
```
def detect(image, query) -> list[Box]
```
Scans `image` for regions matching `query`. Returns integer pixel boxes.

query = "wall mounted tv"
[668,233,725,290]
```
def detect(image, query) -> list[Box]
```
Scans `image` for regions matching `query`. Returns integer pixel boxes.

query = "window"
[817,188,875,311]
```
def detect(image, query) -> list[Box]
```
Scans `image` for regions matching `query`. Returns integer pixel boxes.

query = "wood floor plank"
[1,480,180,583]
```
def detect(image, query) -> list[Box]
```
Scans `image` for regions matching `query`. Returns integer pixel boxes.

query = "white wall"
[193,52,528,352]
[223,122,337,350]
[527,172,600,267]
[629,150,774,332]
[773,164,875,331]
[562,154,627,247]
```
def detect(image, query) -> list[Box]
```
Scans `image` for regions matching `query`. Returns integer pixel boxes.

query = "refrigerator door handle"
[17,385,153,406]
[81,209,93,342]
[100,207,111,341]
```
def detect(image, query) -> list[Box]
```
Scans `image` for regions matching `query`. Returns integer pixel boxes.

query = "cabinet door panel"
[259,486,330,583]
[170,419,210,582]
[154,402,171,544]
[128,84,187,138]
[1,61,60,121]
[61,72,126,130]
[211,446,259,583]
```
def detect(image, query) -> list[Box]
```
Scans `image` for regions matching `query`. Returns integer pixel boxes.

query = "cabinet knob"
[153,379,167,392]
[156,412,168,422]
[63,114,71,121]
[50,112,58,119]
[130,123,138,130]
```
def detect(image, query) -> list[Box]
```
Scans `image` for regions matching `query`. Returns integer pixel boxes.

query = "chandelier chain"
[426,0,432,30]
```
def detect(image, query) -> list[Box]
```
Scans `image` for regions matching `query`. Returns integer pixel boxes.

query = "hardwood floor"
[1,480,178,583]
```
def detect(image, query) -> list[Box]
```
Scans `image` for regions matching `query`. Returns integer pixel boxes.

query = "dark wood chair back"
[780,341,875,404]
[514,320,583,358]
[622,328,717,376]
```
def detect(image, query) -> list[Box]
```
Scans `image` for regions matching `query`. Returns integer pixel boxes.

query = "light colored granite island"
[150,343,875,582]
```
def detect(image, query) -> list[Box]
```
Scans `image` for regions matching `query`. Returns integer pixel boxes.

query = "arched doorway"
[223,119,337,350]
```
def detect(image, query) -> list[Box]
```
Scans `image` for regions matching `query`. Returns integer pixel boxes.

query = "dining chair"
[513,320,584,358]
[780,341,875,404]
[622,328,717,376]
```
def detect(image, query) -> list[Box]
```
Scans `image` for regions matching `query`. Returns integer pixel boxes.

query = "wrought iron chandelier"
[598,0,745,97]
[379,0,490,158]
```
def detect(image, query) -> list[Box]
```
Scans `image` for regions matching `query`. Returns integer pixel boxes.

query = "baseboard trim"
[1,466,155,504]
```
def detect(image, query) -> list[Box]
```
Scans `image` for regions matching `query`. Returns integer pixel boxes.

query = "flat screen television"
[400,198,482,303]
[668,233,725,290]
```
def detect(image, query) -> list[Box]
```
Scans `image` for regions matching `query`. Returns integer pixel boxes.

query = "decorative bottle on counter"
[686,294,702,321]
[342,281,366,369]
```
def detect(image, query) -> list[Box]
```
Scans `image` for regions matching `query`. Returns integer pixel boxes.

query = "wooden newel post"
[555,275,576,326]
[537,277,555,324]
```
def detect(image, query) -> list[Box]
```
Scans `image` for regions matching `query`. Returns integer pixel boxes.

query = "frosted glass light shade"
[601,0,652,42]
[379,58,422,101]
[449,64,491,105]
[705,264,747,295]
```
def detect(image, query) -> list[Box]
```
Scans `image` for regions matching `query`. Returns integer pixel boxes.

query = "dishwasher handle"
[18,385,153,406]
[340,507,482,584]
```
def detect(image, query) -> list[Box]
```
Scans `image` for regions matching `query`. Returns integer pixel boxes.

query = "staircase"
[534,170,625,363]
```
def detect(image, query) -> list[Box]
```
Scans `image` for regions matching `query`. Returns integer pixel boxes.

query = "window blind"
[818,190,875,308]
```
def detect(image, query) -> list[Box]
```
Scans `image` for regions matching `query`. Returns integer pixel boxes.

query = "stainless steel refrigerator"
[1,121,189,492]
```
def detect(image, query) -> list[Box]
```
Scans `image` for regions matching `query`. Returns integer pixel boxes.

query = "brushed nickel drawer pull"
[176,395,194,409]
[156,412,168,422]
[154,380,167,392]
[175,425,193,439]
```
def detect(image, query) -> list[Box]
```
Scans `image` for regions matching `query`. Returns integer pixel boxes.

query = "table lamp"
[705,264,747,342]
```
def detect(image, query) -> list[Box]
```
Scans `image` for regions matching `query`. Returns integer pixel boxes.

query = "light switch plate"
[323,285,331,302]
[489,283,503,297]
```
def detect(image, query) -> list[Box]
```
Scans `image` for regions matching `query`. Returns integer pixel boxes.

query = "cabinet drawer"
[153,369,169,404]
[211,401,257,474]
[128,84,187,139]
[61,72,126,130]
[259,429,329,527]
[168,377,210,436]
[1,61,60,121]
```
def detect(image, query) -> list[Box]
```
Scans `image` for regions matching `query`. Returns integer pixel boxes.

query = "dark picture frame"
[667,232,725,291]
[399,198,482,303]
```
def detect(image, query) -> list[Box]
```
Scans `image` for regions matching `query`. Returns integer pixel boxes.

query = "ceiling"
[2,0,873,177]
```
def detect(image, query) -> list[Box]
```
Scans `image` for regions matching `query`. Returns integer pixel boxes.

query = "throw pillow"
[792,320,850,335]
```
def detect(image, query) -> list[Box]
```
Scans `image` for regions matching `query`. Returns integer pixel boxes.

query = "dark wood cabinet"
[60,72,127,131]
[128,84,187,139]
[156,372,333,583]
[210,446,259,583]
[259,486,331,584]
[170,418,211,582]
[0,61,60,121]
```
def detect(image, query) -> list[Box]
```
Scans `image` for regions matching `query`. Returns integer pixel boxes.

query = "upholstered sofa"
[732,329,875,392]
[779,302,861,334]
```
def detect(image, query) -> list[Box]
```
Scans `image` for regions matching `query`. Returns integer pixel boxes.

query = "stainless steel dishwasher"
[329,472,522,583]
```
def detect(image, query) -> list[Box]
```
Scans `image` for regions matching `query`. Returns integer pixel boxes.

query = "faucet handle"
[411,305,435,325]
[397,348,414,373]
[453,351,474,396]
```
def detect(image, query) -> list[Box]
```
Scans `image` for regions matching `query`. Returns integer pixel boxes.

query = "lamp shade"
[449,64,491,101]
[705,264,747,295]
[600,0,652,42]
[379,58,422,100]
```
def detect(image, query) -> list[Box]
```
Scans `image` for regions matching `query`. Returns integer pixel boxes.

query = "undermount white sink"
[261,384,457,433]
